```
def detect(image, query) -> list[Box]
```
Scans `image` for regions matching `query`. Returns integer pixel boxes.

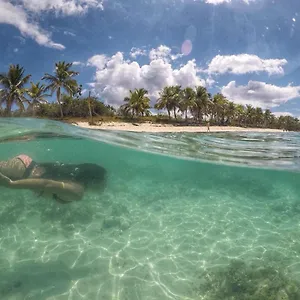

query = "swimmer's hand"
[0,172,12,187]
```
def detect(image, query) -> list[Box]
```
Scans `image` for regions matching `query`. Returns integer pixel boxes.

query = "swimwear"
[15,154,37,179]
[16,154,32,168]
[15,156,66,202]
[0,155,36,180]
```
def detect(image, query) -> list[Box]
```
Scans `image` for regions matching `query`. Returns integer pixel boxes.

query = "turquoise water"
[1,118,300,299]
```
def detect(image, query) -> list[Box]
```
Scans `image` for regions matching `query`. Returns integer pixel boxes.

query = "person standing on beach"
[207,121,210,132]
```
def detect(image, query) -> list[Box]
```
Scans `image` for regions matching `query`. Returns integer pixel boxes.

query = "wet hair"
[72,163,107,188]
[38,162,107,188]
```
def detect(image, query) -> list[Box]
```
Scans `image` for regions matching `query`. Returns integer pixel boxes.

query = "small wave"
[1,118,300,171]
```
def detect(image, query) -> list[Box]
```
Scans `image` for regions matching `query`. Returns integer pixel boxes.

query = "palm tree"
[245,104,255,127]
[225,101,236,125]
[121,88,151,117]
[263,109,274,128]
[235,104,246,127]
[171,85,182,119]
[179,87,195,121]
[26,82,49,116]
[254,107,264,128]
[155,86,180,119]
[42,61,79,118]
[0,64,31,115]
[211,93,227,125]
[193,86,209,123]
[155,87,170,118]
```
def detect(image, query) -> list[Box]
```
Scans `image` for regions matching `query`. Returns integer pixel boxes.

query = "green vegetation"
[0,64,31,115]
[120,88,151,117]
[193,259,300,299]
[41,61,80,118]
[1,63,300,130]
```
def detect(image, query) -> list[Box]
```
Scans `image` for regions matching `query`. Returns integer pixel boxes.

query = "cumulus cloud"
[0,0,64,50]
[272,111,293,117]
[0,0,104,49]
[149,45,172,61]
[149,45,183,62]
[87,46,208,106]
[130,47,147,59]
[206,54,287,76]
[205,0,256,4]
[205,0,231,4]
[87,55,108,69]
[129,45,183,61]
[20,0,104,15]
[221,81,300,109]
[73,61,84,66]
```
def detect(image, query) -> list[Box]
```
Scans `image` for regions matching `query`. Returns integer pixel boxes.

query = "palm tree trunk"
[167,109,171,119]
[57,87,63,119]
[88,91,93,124]
[173,107,177,119]
[197,108,201,124]
[6,100,12,117]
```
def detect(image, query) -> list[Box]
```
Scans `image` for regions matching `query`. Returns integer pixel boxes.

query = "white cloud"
[20,0,104,15]
[73,61,85,66]
[272,111,293,117]
[205,0,256,4]
[130,47,147,59]
[0,0,65,50]
[149,45,172,62]
[87,47,208,106]
[205,0,231,4]
[149,45,183,62]
[64,30,76,36]
[206,54,287,76]
[0,0,104,49]
[206,76,215,87]
[130,45,183,61]
[87,55,108,69]
[221,81,300,109]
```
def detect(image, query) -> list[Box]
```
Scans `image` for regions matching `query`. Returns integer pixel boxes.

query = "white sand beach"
[74,121,283,133]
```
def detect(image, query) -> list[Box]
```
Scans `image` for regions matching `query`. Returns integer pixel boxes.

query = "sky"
[1,0,300,117]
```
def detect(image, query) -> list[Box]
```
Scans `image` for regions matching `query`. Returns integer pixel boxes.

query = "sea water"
[1,118,300,300]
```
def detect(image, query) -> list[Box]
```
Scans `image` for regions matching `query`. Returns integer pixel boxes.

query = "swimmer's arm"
[12,179,83,201]
[0,173,83,201]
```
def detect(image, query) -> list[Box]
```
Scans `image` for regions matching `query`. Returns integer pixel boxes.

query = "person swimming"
[0,154,107,203]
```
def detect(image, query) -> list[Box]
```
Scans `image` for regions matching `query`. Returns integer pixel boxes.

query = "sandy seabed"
[74,121,283,133]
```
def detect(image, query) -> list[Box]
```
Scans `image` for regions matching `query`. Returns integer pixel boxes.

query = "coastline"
[74,121,283,133]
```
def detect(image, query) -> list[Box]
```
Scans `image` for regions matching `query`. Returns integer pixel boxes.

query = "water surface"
[0,118,300,300]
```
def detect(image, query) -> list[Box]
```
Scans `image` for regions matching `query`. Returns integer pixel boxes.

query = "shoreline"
[73,121,284,133]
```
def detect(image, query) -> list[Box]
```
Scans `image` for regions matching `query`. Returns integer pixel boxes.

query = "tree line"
[118,86,300,131]
[0,62,299,131]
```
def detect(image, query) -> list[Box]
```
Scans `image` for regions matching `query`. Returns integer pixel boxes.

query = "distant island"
[0,62,298,132]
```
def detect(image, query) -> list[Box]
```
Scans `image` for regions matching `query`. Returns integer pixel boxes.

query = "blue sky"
[1,0,300,116]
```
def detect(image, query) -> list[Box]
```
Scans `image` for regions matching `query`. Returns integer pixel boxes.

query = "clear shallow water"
[1,118,300,299]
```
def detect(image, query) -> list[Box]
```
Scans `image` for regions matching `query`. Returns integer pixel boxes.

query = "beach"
[74,121,283,133]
